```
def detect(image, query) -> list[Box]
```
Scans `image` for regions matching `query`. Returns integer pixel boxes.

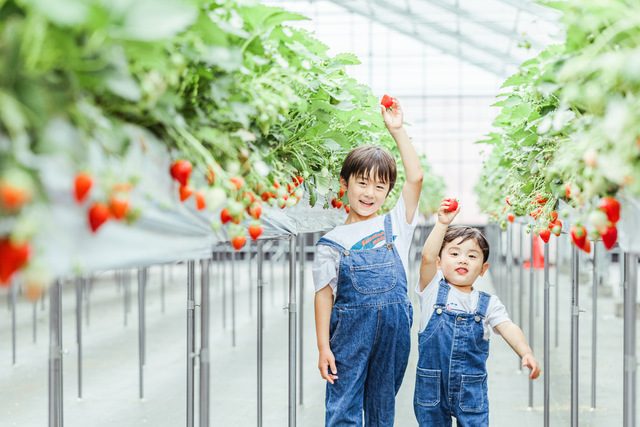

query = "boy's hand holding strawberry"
[380,95,404,132]
[437,197,460,226]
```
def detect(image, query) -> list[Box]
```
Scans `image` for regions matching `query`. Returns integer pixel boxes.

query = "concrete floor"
[0,241,636,426]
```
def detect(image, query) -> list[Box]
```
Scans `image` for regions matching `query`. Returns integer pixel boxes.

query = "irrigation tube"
[623,252,637,427]
[200,258,211,427]
[187,260,196,427]
[570,244,580,427]
[288,235,298,427]
[48,279,63,427]
[543,241,550,427]
[257,240,265,427]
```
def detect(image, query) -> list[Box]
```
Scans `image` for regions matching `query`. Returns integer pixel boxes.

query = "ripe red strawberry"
[339,189,345,199]
[220,208,232,224]
[0,238,31,285]
[570,225,586,249]
[550,211,558,222]
[248,202,262,220]
[444,198,458,212]
[88,202,110,232]
[109,194,130,220]
[380,94,393,109]
[601,225,618,250]
[345,205,350,214]
[179,185,193,202]
[505,197,511,206]
[231,235,246,251]
[248,224,263,241]
[195,191,206,211]
[295,176,304,186]
[530,207,541,220]
[335,200,343,209]
[535,192,547,204]
[581,239,591,254]
[564,182,572,198]
[170,160,192,186]
[0,169,35,212]
[539,228,551,243]
[230,177,244,191]
[74,172,93,203]
[507,213,515,223]
[598,197,620,223]
[551,220,562,236]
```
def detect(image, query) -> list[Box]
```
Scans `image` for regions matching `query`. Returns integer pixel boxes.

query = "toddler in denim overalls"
[312,97,423,426]
[413,199,540,426]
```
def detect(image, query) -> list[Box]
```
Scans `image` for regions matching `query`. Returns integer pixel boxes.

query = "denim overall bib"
[414,279,491,427]
[317,214,412,426]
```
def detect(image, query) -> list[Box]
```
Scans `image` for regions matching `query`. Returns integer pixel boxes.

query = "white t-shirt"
[312,194,418,293]
[414,271,511,340]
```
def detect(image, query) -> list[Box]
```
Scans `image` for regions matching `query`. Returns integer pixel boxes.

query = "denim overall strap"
[316,237,345,252]
[434,278,450,309]
[474,291,491,319]
[384,213,393,244]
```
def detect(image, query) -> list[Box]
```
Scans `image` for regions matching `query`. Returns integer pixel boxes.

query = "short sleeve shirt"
[312,194,418,293]
[414,271,511,340]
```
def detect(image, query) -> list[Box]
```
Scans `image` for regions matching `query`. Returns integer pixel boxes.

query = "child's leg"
[451,375,489,427]
[325,307,378,426]
[362,302,412,426]
[413,369,452,427]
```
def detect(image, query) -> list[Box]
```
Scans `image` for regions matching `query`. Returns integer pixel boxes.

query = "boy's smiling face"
[437,237,489,293]
[340,172,389,222]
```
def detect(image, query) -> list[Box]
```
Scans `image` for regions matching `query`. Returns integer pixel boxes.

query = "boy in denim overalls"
[414,198,540,426]
[312,97,423,426]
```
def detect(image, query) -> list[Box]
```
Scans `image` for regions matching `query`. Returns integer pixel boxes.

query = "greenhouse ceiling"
[270,0,561,77]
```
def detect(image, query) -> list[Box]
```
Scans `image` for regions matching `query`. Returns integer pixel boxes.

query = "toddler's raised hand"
[437,197,459,226]
[318,348,339,384]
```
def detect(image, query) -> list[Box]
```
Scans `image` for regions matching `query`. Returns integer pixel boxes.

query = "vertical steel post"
[518,223,524,353]
[200,258,211,427]
[138,268,147,399]
[232,248,237,347]
[49,280,63,427]
[298,234,305,405]
[591,242,598,409]
[571,244,580,427]
[161,265,166,314]
[248,241,253,317]
[11,280,17,365]
[543,242,550,427]
[507,223,513,317]
[528,231,534,406]
[187,260,195,427]
[623,252,637,427]
[288,236,297,426]
[33,298,37,344]
[222,247,227,329]
[76,277,83,399]
[257,240,265,427]
[555,234,561,348]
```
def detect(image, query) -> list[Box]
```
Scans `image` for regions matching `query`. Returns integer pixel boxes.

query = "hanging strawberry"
[0,168,35,212]
[539,228,551,243]
[601,225,618,250]
[179,185,193,202]
[507,213,515,223]
[88,202,110,232]
[220,208,232,224]
[170,160,192,186]
[195,191,206,211]
[248,222,263,241]
[598,197,620,223]
[74,172,93,203]
[109,193,130,220]
[570,225,586,249]
[0,238,31,286]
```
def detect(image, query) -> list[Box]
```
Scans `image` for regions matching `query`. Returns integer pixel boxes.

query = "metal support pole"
[11,280,17,365]
[222,247,227,329]
[543,242,550,426]
[232,248,237,347]
[257,241,265,427]
[138,268,146,399]
[623,252,637,427]
[200,259,211,427]
[84,276,91,327]
[591,242,598,410]
[528,231,534,407]
[288,236,297,427]
[124,270,130,327]
[161,265,166,314]
[33,298,37,344]
[48,280,63,427]
[507,223,513,316]
[571,244,580,427]
[248,241,253,317]
[76,277,83,399]
[518,223,524,355]
[555,234,561,348]
[299,234,305,405]
[187,260,195,427]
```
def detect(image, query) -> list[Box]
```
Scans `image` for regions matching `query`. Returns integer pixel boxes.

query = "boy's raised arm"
[419,199,459,291]
[381,98,423,223]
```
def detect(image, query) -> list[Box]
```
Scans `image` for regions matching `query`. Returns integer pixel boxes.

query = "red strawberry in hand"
[570,225,586,249]
[444,198,458,212]
[170,160,192,186]
[88,202,110,232]
[601,225,618,250]
[380,94,393,109]
[0,238,31,286]
[74,172,93,203]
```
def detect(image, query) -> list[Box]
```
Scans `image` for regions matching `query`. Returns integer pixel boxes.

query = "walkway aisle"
[0,247,633,426]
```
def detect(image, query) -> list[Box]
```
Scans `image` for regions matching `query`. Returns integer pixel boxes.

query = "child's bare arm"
[315,285,338,384]
[419,199,460,291]
[381,98,423,223]
[495,321,540,379]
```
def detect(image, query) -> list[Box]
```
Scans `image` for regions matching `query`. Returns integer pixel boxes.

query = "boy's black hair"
[339,145,397,195]
[439,226,490,263]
